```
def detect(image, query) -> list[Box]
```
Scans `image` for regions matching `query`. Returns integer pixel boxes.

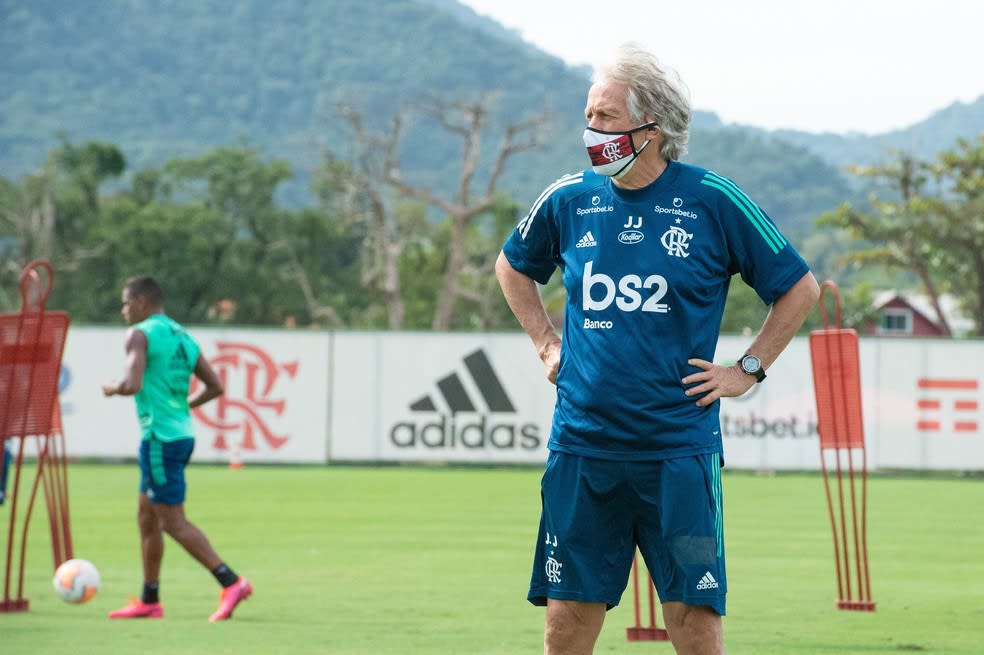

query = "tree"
[322,98,545,330]
[384,97,544,329]
[138,143,359,327]
[924,135,984,334]
[158,143,296,322]
[0,172,54,310]
[0,138,376,326]
[85,198,236,321]
[315,112,414,329]
[0,137,126,312]
[818,135,984,336]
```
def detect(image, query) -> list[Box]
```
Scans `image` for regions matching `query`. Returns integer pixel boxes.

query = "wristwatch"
[739,353,766,383]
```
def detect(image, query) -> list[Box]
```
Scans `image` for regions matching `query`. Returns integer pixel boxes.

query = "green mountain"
[4,0,975,239]
[1,0,594,203]
[765,95,984,169]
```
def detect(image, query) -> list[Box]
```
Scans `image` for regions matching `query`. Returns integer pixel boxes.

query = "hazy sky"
[458,0,984,135]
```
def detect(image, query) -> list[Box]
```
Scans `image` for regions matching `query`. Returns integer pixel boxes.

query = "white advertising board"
[866,339,984,470]
[58,327,330,463]
[330,332,553,464]
[47,327,984,471]
[717,335,984,471]
[717,336,822,470]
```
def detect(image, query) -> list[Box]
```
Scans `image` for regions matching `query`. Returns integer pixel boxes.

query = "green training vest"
[133,314,201,442]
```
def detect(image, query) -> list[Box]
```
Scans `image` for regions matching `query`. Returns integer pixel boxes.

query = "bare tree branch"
[271,238,345,328]
[379,96,547,328]
[338,106,408,329]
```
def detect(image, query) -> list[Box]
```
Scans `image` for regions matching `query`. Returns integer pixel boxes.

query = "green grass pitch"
[2,463,982,654]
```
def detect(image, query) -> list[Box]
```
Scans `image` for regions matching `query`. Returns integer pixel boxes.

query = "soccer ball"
[53,558,100,604]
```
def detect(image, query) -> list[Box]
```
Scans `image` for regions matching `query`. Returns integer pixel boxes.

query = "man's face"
[585,80,635,133]
[120,289,148,325]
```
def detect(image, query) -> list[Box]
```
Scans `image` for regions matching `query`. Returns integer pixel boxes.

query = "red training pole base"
[627,626,670,641]
[0,598,29,613]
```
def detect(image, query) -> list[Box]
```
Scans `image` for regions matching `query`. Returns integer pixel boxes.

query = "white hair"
[594,42,692,160]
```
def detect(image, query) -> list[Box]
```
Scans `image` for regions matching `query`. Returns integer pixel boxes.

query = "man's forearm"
[495,252,560,355]
[744,272,820,368]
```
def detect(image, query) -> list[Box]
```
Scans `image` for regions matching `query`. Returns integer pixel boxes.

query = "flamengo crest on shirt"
[660,225,692,257]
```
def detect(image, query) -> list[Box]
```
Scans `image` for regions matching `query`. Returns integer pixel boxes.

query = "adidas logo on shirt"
[575,231,597,248]
[696,572,719,590]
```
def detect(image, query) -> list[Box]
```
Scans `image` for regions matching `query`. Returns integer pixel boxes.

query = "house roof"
[871,290,974,336]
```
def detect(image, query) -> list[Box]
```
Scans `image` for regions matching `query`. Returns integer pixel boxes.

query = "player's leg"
[153,501,221,569]
[635,453,727,655]
[153,500,252,621]
[149,437,252,621]
[138,492,164,582]
[544,599,606,654]
[144,436,220,566]
[660,602,724,655]
[529,452,637,653]
[109,443,165,618]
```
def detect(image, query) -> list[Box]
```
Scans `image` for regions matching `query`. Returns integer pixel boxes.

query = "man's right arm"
[101,328,147,397]
[495,251,562,384]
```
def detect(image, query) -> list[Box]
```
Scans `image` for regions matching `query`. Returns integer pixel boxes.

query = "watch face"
[741,355,761,373]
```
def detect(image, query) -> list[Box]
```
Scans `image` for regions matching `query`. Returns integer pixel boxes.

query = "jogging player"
[102,275,252,621]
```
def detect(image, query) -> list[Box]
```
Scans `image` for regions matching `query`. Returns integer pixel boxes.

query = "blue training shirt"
[502,160,810,460]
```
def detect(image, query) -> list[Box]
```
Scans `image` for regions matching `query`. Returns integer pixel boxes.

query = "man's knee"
[662,602,724,655]
[544,600,606,655]
[153,504,188,535]
[137,497,159,531]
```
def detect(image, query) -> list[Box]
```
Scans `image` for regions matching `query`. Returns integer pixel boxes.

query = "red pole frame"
[0,261,73,613]
[810,280,875,612]
[626,551,670,641]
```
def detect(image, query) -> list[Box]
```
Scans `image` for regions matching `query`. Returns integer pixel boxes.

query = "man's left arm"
[683,271,820,407]
[189,354,224,409]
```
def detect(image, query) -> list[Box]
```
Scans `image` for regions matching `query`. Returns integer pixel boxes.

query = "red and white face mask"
[582,121,657,178]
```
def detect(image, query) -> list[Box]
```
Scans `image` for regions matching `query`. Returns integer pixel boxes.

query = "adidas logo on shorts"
[696,571,719,590]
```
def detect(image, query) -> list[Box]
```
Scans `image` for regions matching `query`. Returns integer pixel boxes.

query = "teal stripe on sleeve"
[700,172,786,254]
[703,171,787,247]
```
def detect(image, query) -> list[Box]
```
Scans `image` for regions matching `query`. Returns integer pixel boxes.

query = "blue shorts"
[138,436,195,505]
[528,451,727,616]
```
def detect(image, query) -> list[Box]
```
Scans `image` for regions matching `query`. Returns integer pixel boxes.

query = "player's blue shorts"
[138,436,195,505]
[528,450,727,616]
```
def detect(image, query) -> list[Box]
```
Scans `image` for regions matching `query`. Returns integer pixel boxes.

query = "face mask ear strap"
[586,120,659,137]
[611,139,652,179]
[630,120,660,134]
